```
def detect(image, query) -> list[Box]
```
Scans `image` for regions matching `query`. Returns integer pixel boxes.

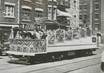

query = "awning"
[48,0,57,1]
[0,24,19,28]
[4,2,15,6]
[35,8,43,12]
[48,5,57,8]
[24,0,32,2]
[57,9,72,17]
[43,20,67,27]
[22,5,32,10]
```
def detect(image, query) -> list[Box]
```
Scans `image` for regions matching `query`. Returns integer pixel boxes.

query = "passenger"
[32,31,37,39]
[33,29,41,39]
[40,29,47,39]
[41,32,47,39]
[25,32,33,39]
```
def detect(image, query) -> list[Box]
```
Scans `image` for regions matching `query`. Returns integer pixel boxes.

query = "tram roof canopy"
[43,19,65,26]
[0,24,18,28]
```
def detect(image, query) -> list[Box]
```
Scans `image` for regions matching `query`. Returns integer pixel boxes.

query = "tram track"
[27,63,101,73]
[0,55,101,73]
[24,55,101,73]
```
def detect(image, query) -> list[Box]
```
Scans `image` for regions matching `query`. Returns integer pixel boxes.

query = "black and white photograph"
[0,0,104,73]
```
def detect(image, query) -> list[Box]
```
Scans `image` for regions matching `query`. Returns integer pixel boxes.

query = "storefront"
[0,26,11,43]
[0,24,18,45]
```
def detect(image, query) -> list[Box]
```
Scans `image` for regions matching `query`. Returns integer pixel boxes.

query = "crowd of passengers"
[47,27,91,44]
[13,26,91,43]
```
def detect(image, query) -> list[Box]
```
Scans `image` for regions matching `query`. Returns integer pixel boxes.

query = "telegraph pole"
[17,0,20,24]
[52,0,54,20]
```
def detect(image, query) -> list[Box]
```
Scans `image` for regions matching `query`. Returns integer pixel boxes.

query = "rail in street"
[0,54,101,73]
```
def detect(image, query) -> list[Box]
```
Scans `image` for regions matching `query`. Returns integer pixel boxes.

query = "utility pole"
[17,0,20,24]
[52,0,54,20]
[90,0,93,35]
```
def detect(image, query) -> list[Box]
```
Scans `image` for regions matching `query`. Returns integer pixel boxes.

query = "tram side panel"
[7,37,97,56]
[6,36,98,64]
[7,39,47,57]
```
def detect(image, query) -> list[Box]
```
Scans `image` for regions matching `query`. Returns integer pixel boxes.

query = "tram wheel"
[59,54,64,60]
[25,57,33,64]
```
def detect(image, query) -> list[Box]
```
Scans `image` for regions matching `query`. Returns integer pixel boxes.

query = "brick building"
[0,0,48,42]
[19,0,48,30]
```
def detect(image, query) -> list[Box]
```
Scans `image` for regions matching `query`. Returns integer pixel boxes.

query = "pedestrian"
[101,51,104,71]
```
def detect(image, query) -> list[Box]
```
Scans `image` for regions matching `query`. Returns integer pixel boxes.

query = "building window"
[53,8,56,14]
[84,15,87,19]
[84,5,87,10]
[5,5,15,17]
[48,7,52,14]
[35,11,43,17]
[74,0,76,3]
[22,9,31,21]
[60,0,64,5]
[95,4,99,9]
[79,15,82,19]
[74,0,76,8]
[48,1,57,5]
[94,23,99,30]
[65,0,70,8]
[95,14,99,19]
[94,0,99,2]
[36,0,43,4]
[79,5,83,10]
[74,15,76,18]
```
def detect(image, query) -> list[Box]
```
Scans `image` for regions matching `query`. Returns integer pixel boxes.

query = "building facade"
[79,0,102,36]
[20,0,34,30]
[69,0,79,28]
[57,0,79,28]
[79,0,90,28]
[0,0,19,42]
[92,0,101,34]
[101,0,104,42]
[48,0,57,20]
[20,0,48,30]
[0,0,19,25]
[0,0,48,41]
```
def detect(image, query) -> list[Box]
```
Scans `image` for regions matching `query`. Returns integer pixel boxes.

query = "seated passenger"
[41,32,47,39]
[33,29,41,39]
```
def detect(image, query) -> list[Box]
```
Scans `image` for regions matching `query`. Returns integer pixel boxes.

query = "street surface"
[0,54,102,73]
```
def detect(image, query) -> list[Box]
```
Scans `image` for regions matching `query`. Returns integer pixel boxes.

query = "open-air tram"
[7,20,98,64]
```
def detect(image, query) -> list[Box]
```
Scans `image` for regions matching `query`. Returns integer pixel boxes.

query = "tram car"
[7,21,98,64]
